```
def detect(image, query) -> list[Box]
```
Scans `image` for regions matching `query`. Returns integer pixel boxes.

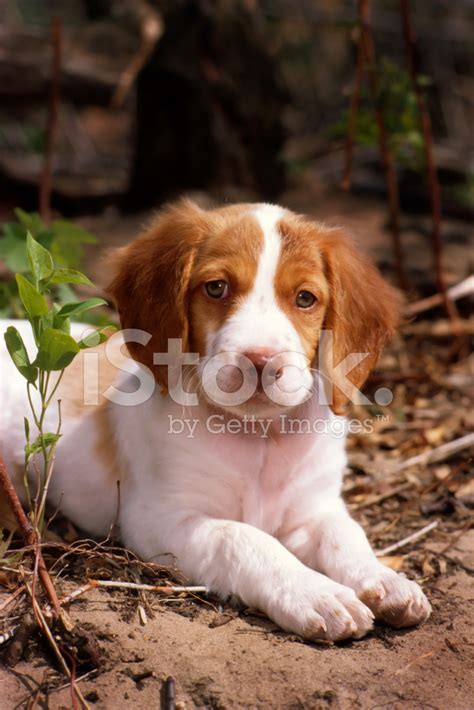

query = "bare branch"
[358,0,407,291]
[39,16,62,224]
[0,454,61,617]
[400,0,459,323]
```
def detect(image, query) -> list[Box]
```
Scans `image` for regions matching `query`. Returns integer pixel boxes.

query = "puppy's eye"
[205,280,229,299]
[296,290,317,309]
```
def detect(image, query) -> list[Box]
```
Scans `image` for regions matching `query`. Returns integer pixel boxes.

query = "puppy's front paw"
[266,570,374,642]
[355,565,431,628]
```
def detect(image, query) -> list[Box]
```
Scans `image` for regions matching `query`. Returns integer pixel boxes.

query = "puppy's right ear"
[107,199,206,390]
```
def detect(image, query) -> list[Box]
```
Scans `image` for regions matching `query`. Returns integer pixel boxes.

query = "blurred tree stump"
[127,0,287,206]
[0,0,287,209]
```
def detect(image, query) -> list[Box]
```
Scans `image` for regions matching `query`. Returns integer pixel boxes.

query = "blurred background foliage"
[0,0,472,215]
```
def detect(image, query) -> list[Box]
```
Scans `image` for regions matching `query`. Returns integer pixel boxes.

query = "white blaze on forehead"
[210,201,300,353]
[249,203,285,306]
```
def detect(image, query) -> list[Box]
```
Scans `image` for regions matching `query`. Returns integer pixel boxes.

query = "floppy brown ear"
[318,229,402,414]
[107,199,206,389]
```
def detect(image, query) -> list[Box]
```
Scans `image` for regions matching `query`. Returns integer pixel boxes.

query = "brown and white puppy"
[0,200,430,641]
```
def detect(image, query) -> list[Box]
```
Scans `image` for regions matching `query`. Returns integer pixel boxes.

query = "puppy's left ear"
[107,199,207,390]
[319,229,403,414]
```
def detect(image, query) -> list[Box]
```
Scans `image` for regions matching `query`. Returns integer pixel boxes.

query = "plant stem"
[342,24,365,191]
[0,454,61,617]
[39,16,62,223]
[399,0,459,323]
[358,0,407,292]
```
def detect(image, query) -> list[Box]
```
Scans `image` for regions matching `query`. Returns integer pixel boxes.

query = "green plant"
[0,208,111,325]
[331,57,428,170]
[3,233,110,532]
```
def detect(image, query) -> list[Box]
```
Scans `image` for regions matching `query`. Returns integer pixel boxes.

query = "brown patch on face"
[276,214,402,414]
[189,209,263,355]
[275,216,330,364]
[107,200,264,387]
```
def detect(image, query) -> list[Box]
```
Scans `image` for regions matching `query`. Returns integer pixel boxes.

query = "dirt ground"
[1,185,473,709]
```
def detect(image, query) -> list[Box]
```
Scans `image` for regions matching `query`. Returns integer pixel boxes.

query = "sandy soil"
[1,532,473,709]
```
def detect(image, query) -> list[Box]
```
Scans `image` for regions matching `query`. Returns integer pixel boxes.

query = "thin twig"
[342,26,365,191]
[23,578,90,710]
[390,433,474,474]
[58,580,208,606]
[0,454,60,617]
[59,582,95,607]
[359,0,407,290]
[39,16,62,223]
[405,275,474,316]
[110,4,163,109]
[400,0,459,323]
[438,520,473,555]
[375,520,439,557]
[88,580,207,594]
[0,586,24,612]
[162,676,176,710]
[352,481,413,510]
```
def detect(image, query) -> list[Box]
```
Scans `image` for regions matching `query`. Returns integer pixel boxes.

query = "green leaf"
[24,417,30,441]
[51,220,97,244]
[14,209,45,236]
[0,223,29,273]
[4,326,38,384]
[26,231,54,285]
[79,329,108,349]
[34,328,80,371]
[47,268,93,286]
[27,432,62,455]
[56,298,107,319]
[15,274,49,318]
[50,220,97,269]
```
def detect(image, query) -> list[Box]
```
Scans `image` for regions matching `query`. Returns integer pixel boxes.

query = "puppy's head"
[108,199,401,416]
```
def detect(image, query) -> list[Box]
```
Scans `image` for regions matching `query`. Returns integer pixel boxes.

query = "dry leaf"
[138,604,147,626]
[422,556,436,577]
[439,559,448,574]
[424,427,446,446]
[434,465,451,480]
[454,479,474,502]
[378,555,404,571]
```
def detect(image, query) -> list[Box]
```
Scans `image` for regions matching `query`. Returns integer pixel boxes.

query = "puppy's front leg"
[283,498,431,628]
[142,516,374,641]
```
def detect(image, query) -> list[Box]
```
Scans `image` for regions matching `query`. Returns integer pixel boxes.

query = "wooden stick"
[400,0,459,323]
[359,0,407,291]
[59,580,207,607]
[163,676,176,710]
[375,520,439,557]
[39,16,62,223]
[0,586,24,612]
[405,276,474,316]
[110,4,163,109]
[403,318,474,338]
[391,433,474,473]
[23,578,90,710]
[0,454,60,617]
[89,580,207,594]
[341,25,365,191]
[352,481,413,510]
